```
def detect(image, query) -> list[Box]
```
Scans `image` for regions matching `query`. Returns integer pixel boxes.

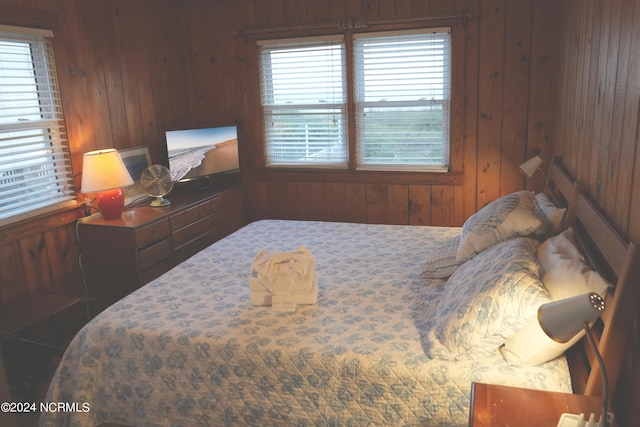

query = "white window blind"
[258,36,347,167]
[0,24,75,225]
[354,28,451,171]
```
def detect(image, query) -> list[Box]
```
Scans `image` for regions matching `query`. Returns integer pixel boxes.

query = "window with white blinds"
[258,36,347,167]
[0,25,75,225]
[354,29,450,171]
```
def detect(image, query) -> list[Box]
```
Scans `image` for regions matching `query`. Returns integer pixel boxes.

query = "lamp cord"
[537,167,548,182]
[584,322,609,427]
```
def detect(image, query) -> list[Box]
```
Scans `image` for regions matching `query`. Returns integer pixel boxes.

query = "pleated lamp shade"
[518,155,544,179]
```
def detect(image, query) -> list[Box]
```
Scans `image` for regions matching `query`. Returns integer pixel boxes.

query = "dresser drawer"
[135,218,170,248]
[169,211,186,230]
[172,212,222,248]
[138,238,171,271]
[139,259,171,284]
[184,204,202,224]
[173,229,217,265]
[199,196,222,216]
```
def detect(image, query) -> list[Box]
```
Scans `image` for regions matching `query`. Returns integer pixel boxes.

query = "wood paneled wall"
[552,1,640,423]
[553,0,640,245]
[0,0,199,302]
[180,0,558,226]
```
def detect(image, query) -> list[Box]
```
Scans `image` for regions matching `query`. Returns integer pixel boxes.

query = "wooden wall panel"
[325,182,347,222]
[408,185,431,226]
[225,0,557,226]
[267,181,288,219]
[111,1,146,151]
[0,0,192,302]
[0,243,25,303]
[552,2,640,424]
[553,0,640,244]
[594,0,620,209]
[287,182,308,219]
[525,0,557,192]
[500,1,531,196]
[16,223,82,297]
[614,0,640,232]
[476,0,506,208]
[430,185,455,226]
[345,183,367,223]
[365,184,387,224]
[306,183,327,221]
[387,184,409,225]
[455,0,480,225]
[252,180,270,219]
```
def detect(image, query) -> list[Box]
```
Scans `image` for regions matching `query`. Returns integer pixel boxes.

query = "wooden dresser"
[77,186,245,315]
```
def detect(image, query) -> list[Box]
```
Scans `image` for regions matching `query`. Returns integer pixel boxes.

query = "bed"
[40,159,639,427]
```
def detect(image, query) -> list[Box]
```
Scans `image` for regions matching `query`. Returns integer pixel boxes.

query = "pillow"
[420,235,463,279]
[537,228,611,300]
[428,237,550,360]
[456,191,544,261]
[500,317,585,366]
[500,228,611,366]
[534,192,566,234]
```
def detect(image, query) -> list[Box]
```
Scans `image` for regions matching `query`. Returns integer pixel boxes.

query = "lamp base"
[96,188,125,219]
[557,412,614,427]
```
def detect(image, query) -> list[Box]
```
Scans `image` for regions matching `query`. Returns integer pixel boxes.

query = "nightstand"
[469,382,614,427]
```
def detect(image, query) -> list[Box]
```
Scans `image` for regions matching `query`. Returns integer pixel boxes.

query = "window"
[0,24,75,225]
[258,28,451,171]
[258,35,347,167]
[354,29,450,171]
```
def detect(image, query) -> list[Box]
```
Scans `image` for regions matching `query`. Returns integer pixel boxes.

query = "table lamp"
[81,149,134,219]
[518,155,547,180]
[538,292,611,427]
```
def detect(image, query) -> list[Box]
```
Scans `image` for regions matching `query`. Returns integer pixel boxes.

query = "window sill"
[255,167,463,186]
[0,201,84,242]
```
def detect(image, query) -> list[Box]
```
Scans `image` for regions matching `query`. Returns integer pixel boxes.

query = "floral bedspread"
[41,220,571,427]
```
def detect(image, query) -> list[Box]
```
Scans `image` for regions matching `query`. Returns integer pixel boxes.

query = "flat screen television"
[165,125,239,191]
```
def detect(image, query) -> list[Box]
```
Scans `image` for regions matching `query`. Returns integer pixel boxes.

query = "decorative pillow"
[537,228,611,300]
[456,191,544,261]
[500,228,611,366]
[534,192,566,234]
[420,235,464,279]
[428,237,550,360]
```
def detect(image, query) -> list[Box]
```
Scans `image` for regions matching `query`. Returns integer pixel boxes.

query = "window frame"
[258,35,349,168]
[353,28,451,172]
[256,23,461,175]
[0,24,76,227]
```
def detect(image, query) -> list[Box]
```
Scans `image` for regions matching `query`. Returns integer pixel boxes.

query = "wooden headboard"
[564,191,640,417]
[540,157,640,423]
[544,156,581,227]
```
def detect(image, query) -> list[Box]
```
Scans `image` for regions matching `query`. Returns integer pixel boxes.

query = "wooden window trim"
[0,5,59,29]
[254,167,463,186]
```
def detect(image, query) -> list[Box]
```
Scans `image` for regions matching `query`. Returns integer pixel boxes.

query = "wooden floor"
[11,361,57,427]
